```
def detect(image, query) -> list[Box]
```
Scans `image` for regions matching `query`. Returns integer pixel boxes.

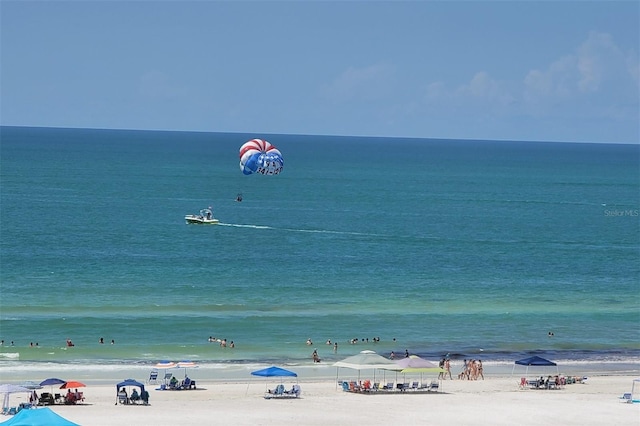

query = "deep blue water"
[1,126,638,368]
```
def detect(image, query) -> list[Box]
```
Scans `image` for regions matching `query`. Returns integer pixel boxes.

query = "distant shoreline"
[1,359,638,385]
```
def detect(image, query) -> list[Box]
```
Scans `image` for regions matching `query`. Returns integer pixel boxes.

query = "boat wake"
[217,222,389,238]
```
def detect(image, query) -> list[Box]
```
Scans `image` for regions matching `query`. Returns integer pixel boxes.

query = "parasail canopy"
[239,139,284,176]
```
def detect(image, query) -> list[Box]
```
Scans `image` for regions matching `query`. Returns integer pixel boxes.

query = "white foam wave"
[0,352,19,359]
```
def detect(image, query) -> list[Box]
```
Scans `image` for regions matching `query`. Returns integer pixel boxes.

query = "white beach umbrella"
[154,361,177,369]
[154,361,177,386]
[177,361,198,378]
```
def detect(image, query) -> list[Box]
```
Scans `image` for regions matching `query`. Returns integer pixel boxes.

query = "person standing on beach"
[444,359,452,379]
[438,358,445,379]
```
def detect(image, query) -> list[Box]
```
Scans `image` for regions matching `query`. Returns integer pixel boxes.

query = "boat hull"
[185,215,219,225]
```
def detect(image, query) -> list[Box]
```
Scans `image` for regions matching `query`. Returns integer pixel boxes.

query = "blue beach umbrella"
[39,378,66,387]
[39,378,66,394]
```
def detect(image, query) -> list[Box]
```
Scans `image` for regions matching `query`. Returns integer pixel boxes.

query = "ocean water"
[1,126,638,371]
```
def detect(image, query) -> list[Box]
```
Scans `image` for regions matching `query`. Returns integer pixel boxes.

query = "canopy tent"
[251,366,297,378]
[248,366,298,396]
[115,379,146,405]
[333,350,399,386]
[391,355,446,390]
[395,355,443,372]
[630,378,640,403]
[0,407,80,426]
[116,379,145,393]
[512,355,559,377]
[333,350,398,370]
[0,385,32,413]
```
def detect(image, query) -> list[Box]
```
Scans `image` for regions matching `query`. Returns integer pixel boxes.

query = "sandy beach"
[1,364,638,426]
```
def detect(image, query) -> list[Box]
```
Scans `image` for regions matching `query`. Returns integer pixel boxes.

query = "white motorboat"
[185,208,219,224]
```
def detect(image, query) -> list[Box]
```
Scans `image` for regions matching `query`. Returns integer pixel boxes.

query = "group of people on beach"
[454,359,484,380]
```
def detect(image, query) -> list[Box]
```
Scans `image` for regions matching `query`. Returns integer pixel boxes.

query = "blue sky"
[1,1,638,143]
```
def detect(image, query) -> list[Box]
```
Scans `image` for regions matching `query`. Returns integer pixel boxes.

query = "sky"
[1,1,639,144]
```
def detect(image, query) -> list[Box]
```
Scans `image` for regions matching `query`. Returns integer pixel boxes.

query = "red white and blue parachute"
[239,139,284,175]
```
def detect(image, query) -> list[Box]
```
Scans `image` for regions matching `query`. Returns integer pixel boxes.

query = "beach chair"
[182,377,196,390]
[383,382,394,391]
[619,393,632,403]
[341,381,350,392]
[264,384,286,399]
[273,384,285,397]
[148,369,158,384]
[411,381,419,390]
[519,377,527,389]
[117,392,129,405]
[163,372,173,386]
[291,384,301,397]
[38,393,54,406]
[428,381,439,392]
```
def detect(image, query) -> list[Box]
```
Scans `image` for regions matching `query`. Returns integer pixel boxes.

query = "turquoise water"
[1,126,638,369]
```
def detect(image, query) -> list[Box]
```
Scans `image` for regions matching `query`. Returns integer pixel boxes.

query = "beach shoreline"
[0,362,638,426]
[1,358,639,384]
